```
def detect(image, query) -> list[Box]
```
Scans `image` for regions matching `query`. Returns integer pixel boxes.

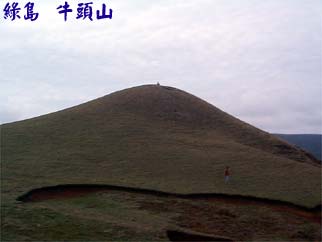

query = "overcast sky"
[0,0,321,134]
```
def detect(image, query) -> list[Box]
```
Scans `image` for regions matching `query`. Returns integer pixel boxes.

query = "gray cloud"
[0,0,321,133]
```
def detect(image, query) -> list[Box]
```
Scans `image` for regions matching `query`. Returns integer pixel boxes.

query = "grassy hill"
[2,84,321,241]
[274,134,322,161]
[1,85,321,207]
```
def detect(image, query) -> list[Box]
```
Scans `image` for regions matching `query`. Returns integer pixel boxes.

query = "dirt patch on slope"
[16,184,321,241]
[17,184,321,225]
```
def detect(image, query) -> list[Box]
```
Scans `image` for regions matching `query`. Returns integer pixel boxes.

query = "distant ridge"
[274,134,321,161]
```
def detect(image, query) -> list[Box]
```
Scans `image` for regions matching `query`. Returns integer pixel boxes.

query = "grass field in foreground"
[2,190,321,241]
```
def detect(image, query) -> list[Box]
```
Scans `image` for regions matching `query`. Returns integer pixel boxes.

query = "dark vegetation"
[167,230,233,241]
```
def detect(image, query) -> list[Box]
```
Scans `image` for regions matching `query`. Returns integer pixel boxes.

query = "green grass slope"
[1,85,321,207]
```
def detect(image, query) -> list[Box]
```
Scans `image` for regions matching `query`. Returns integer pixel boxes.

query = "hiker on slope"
[224,166,231,183]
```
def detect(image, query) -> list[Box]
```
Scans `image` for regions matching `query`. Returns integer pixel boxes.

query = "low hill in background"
[274,134,321,161]
[1,85,321,207]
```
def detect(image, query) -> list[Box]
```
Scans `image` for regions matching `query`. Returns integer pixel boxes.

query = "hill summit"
[61,84,318,165]
[2,84,321,207]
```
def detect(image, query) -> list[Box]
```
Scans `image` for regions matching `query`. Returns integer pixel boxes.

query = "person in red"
[224,166,231,183]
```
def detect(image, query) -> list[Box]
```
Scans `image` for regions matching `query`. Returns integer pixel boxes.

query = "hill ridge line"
[17,183,322,212]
